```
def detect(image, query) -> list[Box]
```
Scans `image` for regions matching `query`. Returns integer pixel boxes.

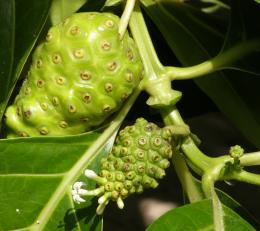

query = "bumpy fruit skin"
[72,118,174,214]
[100,118,172,193]
[5,12,143,137]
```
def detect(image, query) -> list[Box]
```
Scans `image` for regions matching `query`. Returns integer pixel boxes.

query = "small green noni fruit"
[5,12,143,137]
[72,118,176,214]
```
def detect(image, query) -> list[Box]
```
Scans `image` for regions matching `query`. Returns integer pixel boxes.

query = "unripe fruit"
[5,12,143,137]
[72,118,175,214]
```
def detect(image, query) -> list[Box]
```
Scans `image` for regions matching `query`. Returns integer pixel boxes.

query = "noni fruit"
[5,12,143,137]
[72,118,190,214]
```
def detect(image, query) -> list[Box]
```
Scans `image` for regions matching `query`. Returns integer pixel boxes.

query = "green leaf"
[0,0,52,121]
[0,130,112,230]
[221,0,260,75]
[187,176,260,229]
[0,88,140,230]
[0,0,15,120]
[146,199,256,231]
[50,0,88,25]
[141,0,260,148]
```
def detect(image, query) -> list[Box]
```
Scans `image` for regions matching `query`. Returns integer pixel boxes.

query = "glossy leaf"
[141,0,260,148]
[221,0,260,75]
[0,85,140,230]
[146,200,255,231]
[191,177,260,229]
[0,0,52,121]
[0,0,15,119]
[0,127,117,230]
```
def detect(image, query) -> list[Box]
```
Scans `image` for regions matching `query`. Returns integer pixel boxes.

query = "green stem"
[231,170,260,187]
[172,151,205,202]
[129,3,182,107]
[165,39,260,80]
[119,0,136,40]
[161,106,213,173]
[240,151,260,166]
[202,166,225,231]
[129,2,164,81]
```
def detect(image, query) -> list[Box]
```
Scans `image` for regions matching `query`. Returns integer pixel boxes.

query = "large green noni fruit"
[72,118,174,214]
[5,12,143,137]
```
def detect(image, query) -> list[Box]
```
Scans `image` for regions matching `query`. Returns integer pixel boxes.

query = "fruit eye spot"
[104,182,113,191]
[19,131,29,137]
[73,49,84,59]
[105,20,115,28]
[137,150,145,159]
[103,104,112,112]
[124,163,132,172]
[153,137,162,146]
[148,166,156,175]
[105,83,113,93]
[107,173,114,180]
[59,121,68,128]
[145,123,155,132]
[24,110,32,119]
[123,139,131,147]
[56,76,66,85]
[107,61,117,71]
[137,164,145,174]
[87,13,97,20]
[153,155,160,162]
[25,87,31,95]
[164,147,173,158]
[124,181,132,189]
[16,107,21,116]
[121,93,129,101]
[52,54,62,64]
[68,104,77,113]
[101,40,111,51]
[36,79,45,88]
[120,147,128,156]
[115,182,123,191]
[70,26,81,36]
[127,49,134,61]
[126,171,135,179]
[36,59,43,68]
[82,93,92,103]
[46,32,52,41]
[116,173,124,181]
[40,102,48,111]
[138,137,146,146]
[80,71,92,80]
[80,117,89,123]
[39,127,49,135]
[125,71,133,82]
[52,96,59,106]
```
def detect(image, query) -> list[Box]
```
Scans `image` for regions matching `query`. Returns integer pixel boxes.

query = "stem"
[129,2,164,80]
[129,3,182,107]
[161,106,213,173]
[231,170,260,187]
[166,39,260,80]
[240,151,260,166]
[172,151,205,202]
[202,165,225,231]
[118,0,136,40]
